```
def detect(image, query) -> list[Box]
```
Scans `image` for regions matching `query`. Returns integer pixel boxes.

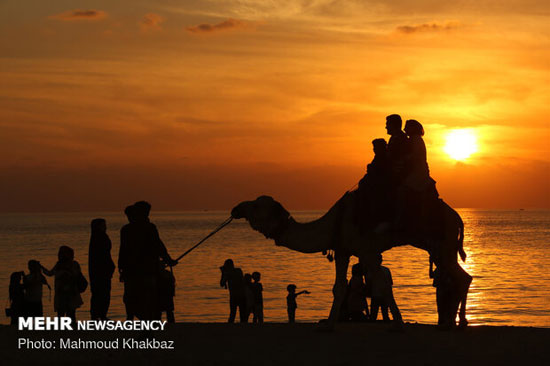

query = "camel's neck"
[277,201,342,253]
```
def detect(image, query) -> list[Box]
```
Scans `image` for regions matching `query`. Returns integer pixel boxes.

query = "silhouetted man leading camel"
[119,201,178,320]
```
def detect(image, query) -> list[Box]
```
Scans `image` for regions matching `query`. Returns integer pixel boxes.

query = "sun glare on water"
[444,129,478,161]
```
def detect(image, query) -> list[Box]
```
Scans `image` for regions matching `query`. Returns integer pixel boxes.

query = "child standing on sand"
[158,261,176,323]
[286,284,310,323]
[251,272,264,323]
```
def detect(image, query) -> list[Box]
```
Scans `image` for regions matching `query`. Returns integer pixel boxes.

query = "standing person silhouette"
[42,246,84,325]
[286,284,310,323]
[369,254,403,330]
[158,260,176,323]
[120,205,138,320]
[24,260,50,317]
[347,263,369,321]
[219,259,246,323]
[88,218,115,320]
[8,271,25,325]
[429,256,454,328]
[119,201,177,321]
[251,271,264,323]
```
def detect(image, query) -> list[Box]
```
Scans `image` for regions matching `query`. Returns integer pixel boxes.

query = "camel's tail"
[457,211,467,262]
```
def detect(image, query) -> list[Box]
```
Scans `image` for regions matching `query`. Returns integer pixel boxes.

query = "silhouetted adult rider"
[119,201,177,320]
[385,114,411,230]
[399,119,439,230]
[385,114,410,183]
[403,119,433,193]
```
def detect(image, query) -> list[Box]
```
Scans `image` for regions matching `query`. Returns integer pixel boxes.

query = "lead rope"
[174,216,234,262]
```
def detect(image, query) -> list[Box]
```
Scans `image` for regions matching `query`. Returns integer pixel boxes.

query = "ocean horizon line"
[1,207,549,215]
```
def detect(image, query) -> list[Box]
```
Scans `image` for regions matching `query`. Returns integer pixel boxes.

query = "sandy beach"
[2,322,549,366]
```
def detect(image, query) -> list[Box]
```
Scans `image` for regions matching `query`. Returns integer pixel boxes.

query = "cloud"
[186,19,250,33]
[140,13,164,31]
[49,9,107,21]
[396,21,463,34]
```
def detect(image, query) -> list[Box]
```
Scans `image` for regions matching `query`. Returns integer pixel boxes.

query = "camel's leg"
[325,252,350,330]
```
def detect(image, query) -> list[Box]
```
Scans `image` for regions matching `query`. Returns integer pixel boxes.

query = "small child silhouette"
[286,284,310,323]
[158,261,176,323]
[251,272,264,323]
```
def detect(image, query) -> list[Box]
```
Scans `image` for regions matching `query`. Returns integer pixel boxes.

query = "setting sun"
[444,129,478,161]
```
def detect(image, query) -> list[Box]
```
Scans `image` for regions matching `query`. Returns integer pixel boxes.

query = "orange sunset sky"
[1,1,549,212]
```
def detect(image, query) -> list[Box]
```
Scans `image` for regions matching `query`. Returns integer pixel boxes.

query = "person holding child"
[24,260,50,317]
[42,245,84,324]
[220,259,247,323]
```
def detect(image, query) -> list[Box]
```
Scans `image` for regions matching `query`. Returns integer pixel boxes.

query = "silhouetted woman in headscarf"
[89,218,115,320]
[42,246,84,324]
[404,119,431,192]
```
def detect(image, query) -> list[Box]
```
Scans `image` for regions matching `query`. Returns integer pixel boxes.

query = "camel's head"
[231,196,290,244]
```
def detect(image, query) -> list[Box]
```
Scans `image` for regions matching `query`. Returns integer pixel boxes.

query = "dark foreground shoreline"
[2,322,549,365]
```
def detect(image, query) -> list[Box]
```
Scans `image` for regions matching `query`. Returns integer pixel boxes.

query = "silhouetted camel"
[232,192,471,330]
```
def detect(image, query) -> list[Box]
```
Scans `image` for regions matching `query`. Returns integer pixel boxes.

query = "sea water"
[1,209,549,327]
